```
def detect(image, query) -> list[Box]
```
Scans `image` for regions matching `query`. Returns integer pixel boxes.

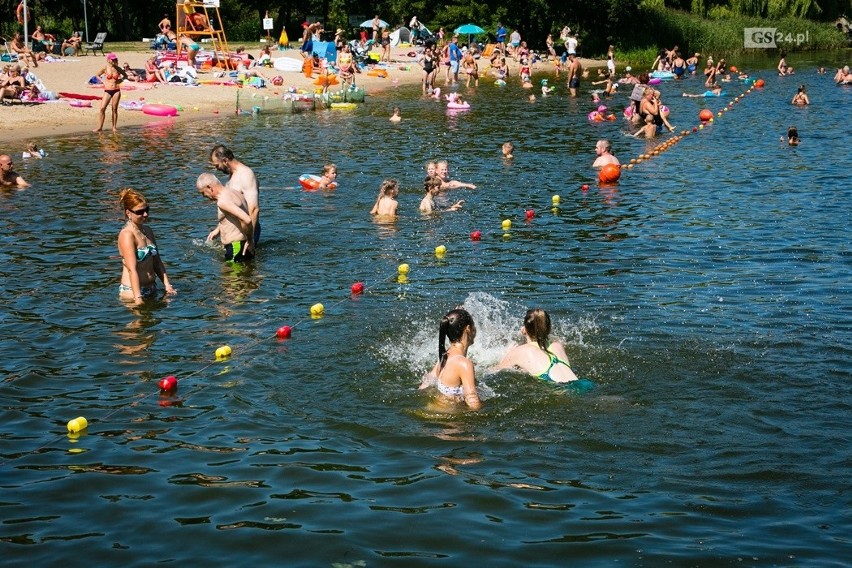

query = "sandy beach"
[4,45,601,146]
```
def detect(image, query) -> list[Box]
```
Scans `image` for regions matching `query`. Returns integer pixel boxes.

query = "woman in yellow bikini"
[496,308,578,383]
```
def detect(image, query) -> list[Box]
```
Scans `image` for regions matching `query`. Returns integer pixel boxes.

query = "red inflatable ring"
[299,174,337,191]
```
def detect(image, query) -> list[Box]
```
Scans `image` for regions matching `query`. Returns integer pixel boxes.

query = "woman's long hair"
[523,308,551,352]
[438,308,474,370]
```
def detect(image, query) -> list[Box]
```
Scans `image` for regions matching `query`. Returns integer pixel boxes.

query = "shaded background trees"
[2,0,848,54]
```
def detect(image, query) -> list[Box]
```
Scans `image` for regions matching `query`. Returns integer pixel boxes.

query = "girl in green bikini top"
[495,308,579,383]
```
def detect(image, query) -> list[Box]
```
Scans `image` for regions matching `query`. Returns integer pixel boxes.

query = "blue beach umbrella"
[454,24,485,35]
[454,24,486,46]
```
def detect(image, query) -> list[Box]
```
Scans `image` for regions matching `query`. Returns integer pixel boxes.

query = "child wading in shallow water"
[370,178,399,216]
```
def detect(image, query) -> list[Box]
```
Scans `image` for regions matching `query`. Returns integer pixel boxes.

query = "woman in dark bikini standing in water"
[496,308,578,383]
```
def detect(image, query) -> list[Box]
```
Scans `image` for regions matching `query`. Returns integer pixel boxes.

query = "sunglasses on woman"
[130,206,149,215]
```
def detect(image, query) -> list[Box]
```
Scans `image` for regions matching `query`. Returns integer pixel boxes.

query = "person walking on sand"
[196,173,254,263]
[210,145,260,245]
[94,53,128,132]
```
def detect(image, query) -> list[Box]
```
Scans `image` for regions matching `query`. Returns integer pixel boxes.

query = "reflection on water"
[0,56,850,563]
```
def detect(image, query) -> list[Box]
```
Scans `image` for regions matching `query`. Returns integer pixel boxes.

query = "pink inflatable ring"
[142,103,178,117]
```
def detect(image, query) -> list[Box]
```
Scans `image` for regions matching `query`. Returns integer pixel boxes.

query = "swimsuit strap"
[537,349,571,382]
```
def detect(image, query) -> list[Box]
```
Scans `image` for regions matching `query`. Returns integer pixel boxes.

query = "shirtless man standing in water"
[196,173,254,262]
[210,145,260,245]
[566,53,582,97]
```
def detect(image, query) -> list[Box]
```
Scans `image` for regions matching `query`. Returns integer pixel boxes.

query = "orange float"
[367,69,388,78]
[754,78,765,88]
[16,1,31,24]
[699,109,714,122]
[598,164,621,184]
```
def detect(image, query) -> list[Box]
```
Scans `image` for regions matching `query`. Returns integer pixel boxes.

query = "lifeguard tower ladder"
[175,0,233,68]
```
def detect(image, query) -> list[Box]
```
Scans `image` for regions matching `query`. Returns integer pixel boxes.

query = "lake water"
[1,53,850,566]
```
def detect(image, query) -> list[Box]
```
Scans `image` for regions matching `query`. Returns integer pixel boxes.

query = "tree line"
[3,0,848,55]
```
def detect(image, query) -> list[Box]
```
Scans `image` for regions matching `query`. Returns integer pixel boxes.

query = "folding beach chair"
[81,32,107,56]
[0,36,19,62]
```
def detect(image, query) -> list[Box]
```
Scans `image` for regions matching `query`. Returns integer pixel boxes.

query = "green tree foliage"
[2,0,846,50]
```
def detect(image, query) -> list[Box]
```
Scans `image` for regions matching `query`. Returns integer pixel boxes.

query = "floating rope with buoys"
[618,79,763,174]
[0,265,414,466]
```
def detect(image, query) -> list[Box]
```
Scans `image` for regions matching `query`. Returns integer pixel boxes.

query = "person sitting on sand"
[370,178,399,216]
[419,176,464,213]
[0,154,30,187]
[791,84,810,105]
[31,26,55,55]
[0,65,28,101]
[61,31,82,56]
[10,32,41,68]
[122,63,141,82]
[436,160,476,190]
[144,55,167,83]
[495,308,579,383]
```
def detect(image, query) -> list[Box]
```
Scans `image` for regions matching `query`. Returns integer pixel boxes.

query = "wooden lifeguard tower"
[175,0,232,68]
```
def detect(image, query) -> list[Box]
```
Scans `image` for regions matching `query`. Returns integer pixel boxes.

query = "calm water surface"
[1,54,850,566]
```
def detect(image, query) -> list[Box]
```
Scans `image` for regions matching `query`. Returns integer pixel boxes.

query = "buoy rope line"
[1,267,402,466]
[621,81,761,173]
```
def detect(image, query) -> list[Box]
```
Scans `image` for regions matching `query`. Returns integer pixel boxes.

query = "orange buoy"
[699,109,714,122]
[598,164,621,184]
[754,78,765,88]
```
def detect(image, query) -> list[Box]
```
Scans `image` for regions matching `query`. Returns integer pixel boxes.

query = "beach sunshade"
[454,24,485,35]
[360,19,389,29]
